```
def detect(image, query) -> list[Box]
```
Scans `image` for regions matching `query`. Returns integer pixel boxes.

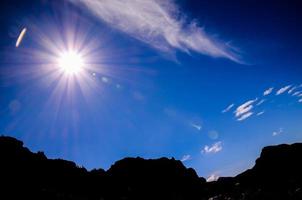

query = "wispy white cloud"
[222,103,234,113]
[288,86,297,94]
[234,98,257,118]
[263,87,273,96]
[206,174,219,182]
[256,99,265,106]
[272,128,283,136]
[70,0,241,62]
[293,91,302,97]
[237,112,253,121]
[202,141,222,154]
[276,85,291,95]
[191,123,202,131]
[225,83,301,121]
[181,154,191,162]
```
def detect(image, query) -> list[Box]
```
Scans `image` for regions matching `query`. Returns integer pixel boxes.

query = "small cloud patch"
[276,85,291,95]
[256,111,265,116]
[181,155,192,162]
[222,103,234,113]
[272,128,283,136]
[207,174,219,182]
[202,141,222,154]
[263,87,273,96]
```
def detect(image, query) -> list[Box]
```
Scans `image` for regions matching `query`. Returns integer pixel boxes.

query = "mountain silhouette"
[0,136,301,200]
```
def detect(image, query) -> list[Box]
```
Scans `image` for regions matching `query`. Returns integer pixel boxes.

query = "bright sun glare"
[58,51,85,75]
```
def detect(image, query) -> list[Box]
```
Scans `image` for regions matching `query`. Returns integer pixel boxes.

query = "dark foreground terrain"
[0,136,302,200]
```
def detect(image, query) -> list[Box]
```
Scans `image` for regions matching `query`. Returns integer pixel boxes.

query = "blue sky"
[1,0,302,180]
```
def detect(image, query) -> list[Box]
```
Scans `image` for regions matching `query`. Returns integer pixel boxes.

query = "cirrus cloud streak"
[70,0,241,62]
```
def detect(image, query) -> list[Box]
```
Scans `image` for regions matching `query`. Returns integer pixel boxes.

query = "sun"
[58,51,85,75]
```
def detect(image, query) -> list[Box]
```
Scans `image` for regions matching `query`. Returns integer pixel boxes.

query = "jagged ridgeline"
[0,136,302,200]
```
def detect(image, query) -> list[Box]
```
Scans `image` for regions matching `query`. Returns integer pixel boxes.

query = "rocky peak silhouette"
[0,135,302,199]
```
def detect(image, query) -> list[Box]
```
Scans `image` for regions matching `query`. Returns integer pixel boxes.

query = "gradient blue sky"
[1,0,302,180]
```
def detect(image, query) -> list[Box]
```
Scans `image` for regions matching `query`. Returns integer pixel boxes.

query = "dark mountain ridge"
[1,135,302,199]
